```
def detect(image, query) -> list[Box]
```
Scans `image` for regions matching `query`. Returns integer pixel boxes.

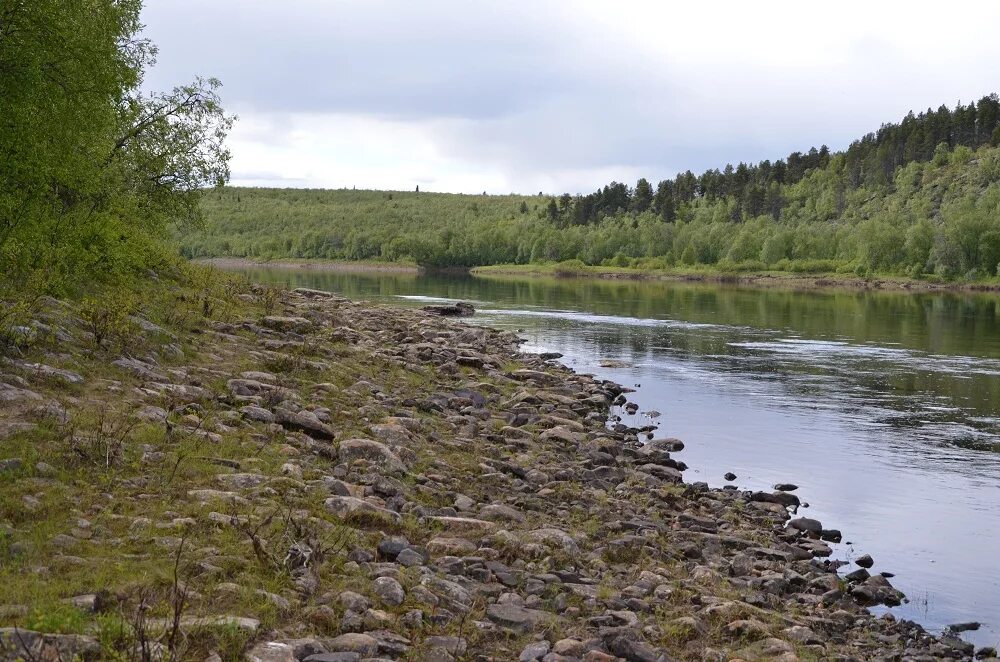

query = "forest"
[182,97,1000,280]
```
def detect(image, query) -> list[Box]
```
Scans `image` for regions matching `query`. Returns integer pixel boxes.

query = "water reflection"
[232,266,1000,647]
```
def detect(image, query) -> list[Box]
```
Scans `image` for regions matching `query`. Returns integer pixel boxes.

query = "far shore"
[197,256,1000,294]
[473,264,1000,294]
[195,256,423,274]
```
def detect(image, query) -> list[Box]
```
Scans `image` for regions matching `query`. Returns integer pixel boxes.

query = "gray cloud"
[140,0,1000,193]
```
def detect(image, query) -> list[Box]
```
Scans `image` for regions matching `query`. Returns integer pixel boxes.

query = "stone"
[485,603,551,633]
[783,625,824,645]
[135,405,169,422]
[240,405,275,423]
[788,517,822,534]
[338,438,406,472]
[373,576,405,606]
[337,591,371,612]
[479,503,525,522]
[422,302,474,317]
[427,516,496,535]
[12,361,84,385]
[424,636,467,656]
[246,641,296,662]
[304,654,360,662]
[520,640,552,661]
[427,537,478,556]
[725,619,771,640]
[540,426,583,444]
[724,472,737,481]
[553,639,586,656]
[0,628,100,661]
[324,496,400,522]
[111,357,167,381]
[604,632,661,662]
[262,315,312,332]
[377,536,410,560]
[855,553,874,568]
[0,383,42,403]
[280,638,327,660]
[397,548,425,566]
[275,407,335,440]
[422,577,472,610]
[324,633,378,657]
[526,528,579,555]
[948,621,980,633]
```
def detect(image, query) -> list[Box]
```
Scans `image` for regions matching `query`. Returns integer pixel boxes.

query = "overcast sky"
[141,0,1000,194]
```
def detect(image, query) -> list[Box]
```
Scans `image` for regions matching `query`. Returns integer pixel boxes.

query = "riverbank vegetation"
[0,1,233,297]
[183,97,1000,281]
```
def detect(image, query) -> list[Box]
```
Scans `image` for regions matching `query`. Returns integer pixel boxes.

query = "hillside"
[182,143,1000,280]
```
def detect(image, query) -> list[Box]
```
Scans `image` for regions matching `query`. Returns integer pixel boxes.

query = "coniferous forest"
[184,96,1000,280]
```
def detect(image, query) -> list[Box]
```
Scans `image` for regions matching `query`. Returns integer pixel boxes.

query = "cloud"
[141,0,1000,193]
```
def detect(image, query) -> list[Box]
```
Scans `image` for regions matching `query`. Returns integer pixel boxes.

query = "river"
[227,266,1000,648]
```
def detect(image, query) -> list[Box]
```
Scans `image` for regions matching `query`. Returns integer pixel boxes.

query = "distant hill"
[182,97,1000,280]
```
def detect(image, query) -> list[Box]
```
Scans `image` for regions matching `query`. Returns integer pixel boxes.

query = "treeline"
[0,1,232,293]
[550,95,1000,227]
[184,138,1000,279]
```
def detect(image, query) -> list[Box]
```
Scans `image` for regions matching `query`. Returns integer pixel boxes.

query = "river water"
[230,266,1000,648]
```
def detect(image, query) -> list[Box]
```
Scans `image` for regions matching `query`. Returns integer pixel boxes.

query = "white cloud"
[141,0,1000,193]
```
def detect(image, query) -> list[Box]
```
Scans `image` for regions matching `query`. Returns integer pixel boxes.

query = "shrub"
[80,290,139,349]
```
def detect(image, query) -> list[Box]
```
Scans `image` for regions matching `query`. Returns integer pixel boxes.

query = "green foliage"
[0,0,232,294]
[25,604,89,634]
[81,291,140,349]
[183,141,1000,281]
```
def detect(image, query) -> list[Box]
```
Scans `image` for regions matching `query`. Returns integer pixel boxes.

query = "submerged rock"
[422,302,474,317]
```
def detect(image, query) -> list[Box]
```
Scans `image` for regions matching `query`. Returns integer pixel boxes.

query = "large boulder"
[338,438,405,472]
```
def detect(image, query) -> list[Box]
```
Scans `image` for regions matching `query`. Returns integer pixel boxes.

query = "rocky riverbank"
[0,279,991,661]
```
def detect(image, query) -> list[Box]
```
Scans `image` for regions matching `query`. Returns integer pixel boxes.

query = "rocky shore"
[0,282,991,661]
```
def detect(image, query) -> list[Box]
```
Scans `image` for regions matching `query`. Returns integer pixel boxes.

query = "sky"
[141,0,1000,195]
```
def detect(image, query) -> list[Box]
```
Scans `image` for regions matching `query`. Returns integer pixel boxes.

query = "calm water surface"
[233,267,1000,647]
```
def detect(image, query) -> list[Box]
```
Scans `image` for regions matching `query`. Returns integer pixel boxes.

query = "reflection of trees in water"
[233,267,1000,442]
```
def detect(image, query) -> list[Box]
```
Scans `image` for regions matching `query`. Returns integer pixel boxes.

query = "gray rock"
[479,503,526,523]
[261,315,313,332]
[0,628,100,661]
[240,405,275,423]
[373,576,405,606]
[246,641,296,662]
[12,361,84,385]
[520,640,552,661]
[275,407,335,440]
[324,633,378,657]
[604,632,662,662]
[485,603,551,633]
[397,547,425,566]
[525,528,579,555]
[424,636,467,656]
[855,553,874,568]
[337,591,371,612]
[112,357,167,382]
[338,438,405,472]
[788,517,822,534]
[324,496,400,522]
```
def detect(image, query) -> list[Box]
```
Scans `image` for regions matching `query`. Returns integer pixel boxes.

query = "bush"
[80,290,139,349]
